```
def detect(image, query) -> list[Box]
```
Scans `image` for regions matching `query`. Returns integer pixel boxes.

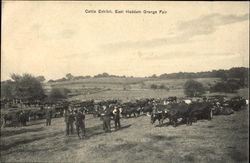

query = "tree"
[1,80,15,100]
[36,76,46,82]
[94,72,110,78]
[210,80,241,93]
[66,73,74,80]
[150,74,157,78]
[9,73,46,102]
[184,80,205,97]
[49,88,70,101]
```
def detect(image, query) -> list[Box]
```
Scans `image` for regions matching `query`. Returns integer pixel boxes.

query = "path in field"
[1,109,249,163]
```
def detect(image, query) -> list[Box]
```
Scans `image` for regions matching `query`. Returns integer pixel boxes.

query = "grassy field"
[1,107,248,163]
[44,77,224,101]
[1,77,248,162]
[45,77,220,91]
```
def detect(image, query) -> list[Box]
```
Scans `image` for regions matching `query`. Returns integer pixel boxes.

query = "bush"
[210,79,241,93]
[184,80,205,97]
[49,88,71,101]
[150,84,170,90]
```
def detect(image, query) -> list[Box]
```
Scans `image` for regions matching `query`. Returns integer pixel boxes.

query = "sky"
[1,1,249,81]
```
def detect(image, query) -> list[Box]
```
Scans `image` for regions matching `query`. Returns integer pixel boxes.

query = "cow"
[211,101,234,116]
[121,102,140,118]
[183,99,192,104]
[220,106,234,115]
[186,102,213,125]
[166,103,189,127]
[151,103,190,127]
[141,105,153,116]
[121,107,138,118]
[166,96,177,103]
[228,96,247,111]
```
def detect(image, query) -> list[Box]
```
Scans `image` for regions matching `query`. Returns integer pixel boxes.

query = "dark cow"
[166,96,177,103]
[141,105,153,115]
[151,103,190,127]
[141,99,155,115]
[82,100,95,114]
[136,99,150,108]
[186,102,213,125]
[211,102,234,115]
[167,103,189,127]
[228,96,247,111]
[121,102,140,118]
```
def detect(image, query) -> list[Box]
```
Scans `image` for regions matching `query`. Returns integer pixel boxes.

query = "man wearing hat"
[65,106,75,136]
[46,106,52,126]
[75,109,86,139]
[113,105,121,130]
[101,105,111,132]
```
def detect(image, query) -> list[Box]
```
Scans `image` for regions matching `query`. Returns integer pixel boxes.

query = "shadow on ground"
[0,127,44,137]
[1,130,64,151]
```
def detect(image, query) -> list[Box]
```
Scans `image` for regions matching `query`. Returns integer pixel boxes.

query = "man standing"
[113,106,121,130]
[101,105,111,132]
[19,111,26,126]
[65,107,75,136]
[46,107,52,126]
[75,110,86,139]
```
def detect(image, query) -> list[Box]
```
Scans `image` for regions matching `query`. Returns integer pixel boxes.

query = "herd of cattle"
[1,95,248,128]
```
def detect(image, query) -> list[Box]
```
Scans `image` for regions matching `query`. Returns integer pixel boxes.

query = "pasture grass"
[1,108,248,163]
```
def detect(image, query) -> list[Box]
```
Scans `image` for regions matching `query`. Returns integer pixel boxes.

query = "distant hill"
[48,67,249,83]
[158,67,248,79]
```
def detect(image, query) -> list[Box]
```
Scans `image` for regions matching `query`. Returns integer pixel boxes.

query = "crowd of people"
[58,104,121,139]
[3,95,248,139]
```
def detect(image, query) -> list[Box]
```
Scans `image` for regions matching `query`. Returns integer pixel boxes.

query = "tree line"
[48,73,129,83]
[47,67,248,83]
[1,67,248,104]
[157,67,248,80]
[1,73,70,105]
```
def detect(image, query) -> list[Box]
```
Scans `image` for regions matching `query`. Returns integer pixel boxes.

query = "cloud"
[137,51,237,60]
[101,13,249,50]
[178,13,249,37]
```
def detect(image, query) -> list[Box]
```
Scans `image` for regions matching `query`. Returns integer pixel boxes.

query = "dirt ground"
[0,108,248,163]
